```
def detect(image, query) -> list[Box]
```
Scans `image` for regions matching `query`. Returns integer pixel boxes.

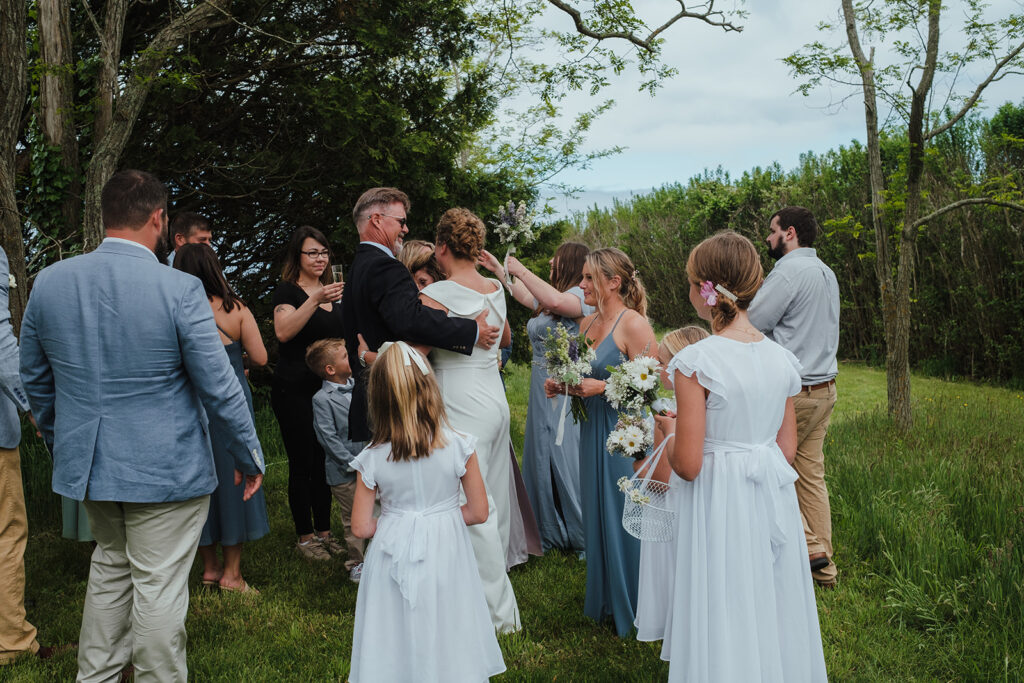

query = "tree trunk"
[0,0,28,334]
[83,0,232,251]
[39,0,81,249]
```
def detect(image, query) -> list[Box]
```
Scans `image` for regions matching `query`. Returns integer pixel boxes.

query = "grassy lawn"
[3,361,1022,681]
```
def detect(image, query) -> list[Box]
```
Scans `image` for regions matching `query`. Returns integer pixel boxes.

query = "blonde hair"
[586,248,648,317]
[658,326,709,363]
[685,230,763,333]
[398,240,434,271]
[435,207,485,262]
[304,338,346,380]
[366,344,450,462]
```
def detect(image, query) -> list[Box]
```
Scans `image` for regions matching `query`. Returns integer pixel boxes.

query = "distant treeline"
[568,102,1024,385]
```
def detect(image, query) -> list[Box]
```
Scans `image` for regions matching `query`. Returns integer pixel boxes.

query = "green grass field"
[3,362,1022,681]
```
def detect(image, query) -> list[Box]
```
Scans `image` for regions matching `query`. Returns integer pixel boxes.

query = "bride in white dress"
[419,207,520,633]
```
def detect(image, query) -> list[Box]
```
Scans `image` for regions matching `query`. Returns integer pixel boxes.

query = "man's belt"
[800,379,835,392]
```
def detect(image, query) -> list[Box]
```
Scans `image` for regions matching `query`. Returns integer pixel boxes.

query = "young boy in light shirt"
[306,339,367,582]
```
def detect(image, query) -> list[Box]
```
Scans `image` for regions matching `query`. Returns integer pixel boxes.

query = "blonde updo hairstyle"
[434,207,485,262]
[586,247,648,318]
[685,230,763,333]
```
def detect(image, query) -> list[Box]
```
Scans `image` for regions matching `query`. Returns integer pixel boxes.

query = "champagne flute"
[331,264,344,303]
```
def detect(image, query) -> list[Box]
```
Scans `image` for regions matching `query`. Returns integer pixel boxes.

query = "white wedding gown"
[421,278,521,633]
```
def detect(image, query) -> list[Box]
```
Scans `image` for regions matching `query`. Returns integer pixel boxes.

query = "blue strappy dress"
[199,332,270,546]
[579,311,642,636]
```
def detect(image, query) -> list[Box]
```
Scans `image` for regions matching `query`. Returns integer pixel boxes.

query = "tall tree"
[786,0,1024,429]
[0,0,28,333]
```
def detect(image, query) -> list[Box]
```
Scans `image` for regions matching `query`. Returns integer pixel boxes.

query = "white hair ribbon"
[377,340,430,375]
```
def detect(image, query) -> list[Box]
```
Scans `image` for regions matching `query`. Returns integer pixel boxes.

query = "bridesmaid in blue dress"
[480,242,593,552]
[175,244,270,593]
[544,247,658,636]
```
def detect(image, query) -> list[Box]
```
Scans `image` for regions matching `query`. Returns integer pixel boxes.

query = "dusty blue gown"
[578,310,641,636]
[522,286,591,552]
[199,336,270,546]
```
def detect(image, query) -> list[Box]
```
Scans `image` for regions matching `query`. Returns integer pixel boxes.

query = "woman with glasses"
[271,225,346,561]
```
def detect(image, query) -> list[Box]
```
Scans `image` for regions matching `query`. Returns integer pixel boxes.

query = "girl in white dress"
[419,207,520,633]
[656,231,827,682]
[348,342,506,683]
[633,325,707,643]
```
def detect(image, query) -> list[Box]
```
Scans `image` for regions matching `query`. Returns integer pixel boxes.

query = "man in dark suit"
[342,187,498,441]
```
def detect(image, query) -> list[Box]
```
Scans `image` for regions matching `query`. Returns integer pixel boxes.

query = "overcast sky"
[538,0,1023,215]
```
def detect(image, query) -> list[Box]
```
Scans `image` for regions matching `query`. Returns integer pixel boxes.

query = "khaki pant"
[77,496,209,683]
[329,481,365,571]
[0,446,39,664]
[793,384,837,584]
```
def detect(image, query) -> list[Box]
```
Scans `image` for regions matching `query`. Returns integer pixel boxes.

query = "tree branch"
[546,0,742,52]
[925,37,1024,140]
[912,197,1024,229]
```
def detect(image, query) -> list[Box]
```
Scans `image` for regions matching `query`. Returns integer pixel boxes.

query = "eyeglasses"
[378,213,408,228]
[301,249,330,259]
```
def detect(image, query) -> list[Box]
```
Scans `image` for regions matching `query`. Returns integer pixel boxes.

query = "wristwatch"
[359,349,369,367]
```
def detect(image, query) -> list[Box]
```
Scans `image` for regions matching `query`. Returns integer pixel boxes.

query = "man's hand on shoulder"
[474,310,499,350]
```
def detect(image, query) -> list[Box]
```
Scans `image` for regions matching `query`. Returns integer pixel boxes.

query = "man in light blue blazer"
[20,170,265,682]
[0,247,42,665]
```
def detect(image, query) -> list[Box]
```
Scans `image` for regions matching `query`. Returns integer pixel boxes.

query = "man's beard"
[767,242,786,260]
[155,226,172,264]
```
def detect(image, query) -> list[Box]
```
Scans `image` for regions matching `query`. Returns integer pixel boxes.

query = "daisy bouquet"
[604,354,661,416]
[543,323,594,443]
[617,476,651,505]
[490,200,535,286]
[606,413,653,460]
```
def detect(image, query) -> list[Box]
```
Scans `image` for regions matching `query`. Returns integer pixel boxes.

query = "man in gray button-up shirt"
[749,206,840,587]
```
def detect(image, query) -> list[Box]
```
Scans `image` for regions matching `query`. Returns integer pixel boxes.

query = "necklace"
[720,324,761,341]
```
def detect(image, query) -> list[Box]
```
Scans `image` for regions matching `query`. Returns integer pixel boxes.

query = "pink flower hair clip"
[700,280,738,307]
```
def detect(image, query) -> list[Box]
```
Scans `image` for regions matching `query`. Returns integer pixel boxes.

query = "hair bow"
[377,340,430,375]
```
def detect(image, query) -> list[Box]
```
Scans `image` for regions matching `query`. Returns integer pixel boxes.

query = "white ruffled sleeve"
[351,445,379,490]
[666,341,729,399]
[449,429,479,478]
[779,345,804,397]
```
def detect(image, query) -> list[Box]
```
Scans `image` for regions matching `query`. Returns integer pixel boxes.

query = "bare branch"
[912,197,1024,229]
[545,0,742,53]
[925,37,1024,140]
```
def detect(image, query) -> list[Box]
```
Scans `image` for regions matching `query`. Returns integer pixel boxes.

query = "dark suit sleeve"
[176,278,265,475]
[371,258,476,355]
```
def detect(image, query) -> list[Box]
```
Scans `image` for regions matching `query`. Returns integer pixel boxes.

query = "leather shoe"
[809,552,830,572]
[36,643,76,660]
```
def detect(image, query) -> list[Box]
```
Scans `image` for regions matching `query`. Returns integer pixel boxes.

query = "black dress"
[271,281,344,536]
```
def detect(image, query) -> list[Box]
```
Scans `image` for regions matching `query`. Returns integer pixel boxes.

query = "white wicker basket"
[620,437,676,542]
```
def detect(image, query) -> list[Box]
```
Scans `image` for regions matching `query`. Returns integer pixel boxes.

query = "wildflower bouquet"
[543,323,594,441]
[604,354,661,416]
[490,200,535,286]
[606,413,653,460]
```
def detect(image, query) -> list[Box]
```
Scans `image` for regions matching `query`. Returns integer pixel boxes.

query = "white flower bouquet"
[605,413,653,460]
[604,354,661,416]
[617,476,651,505]
[490,200,535,286]
[543,323,594,427]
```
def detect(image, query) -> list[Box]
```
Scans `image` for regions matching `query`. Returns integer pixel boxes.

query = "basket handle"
[631,433,674,486]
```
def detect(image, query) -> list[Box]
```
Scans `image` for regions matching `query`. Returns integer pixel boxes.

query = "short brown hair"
[586,248,648,318]
[353,187,410,228]
[101,169,168,230]
[171,211,211,240]
[770,206,819,247]
[367,343,450,462]
[305,338,346,379]
[685,230,763,332]
[434,207,485,262]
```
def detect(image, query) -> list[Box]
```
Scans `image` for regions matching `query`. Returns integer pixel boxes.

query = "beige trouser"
[78,496,209,683]
[793,383,838,584]
[329,481,365,571]
[0,446,40,664]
